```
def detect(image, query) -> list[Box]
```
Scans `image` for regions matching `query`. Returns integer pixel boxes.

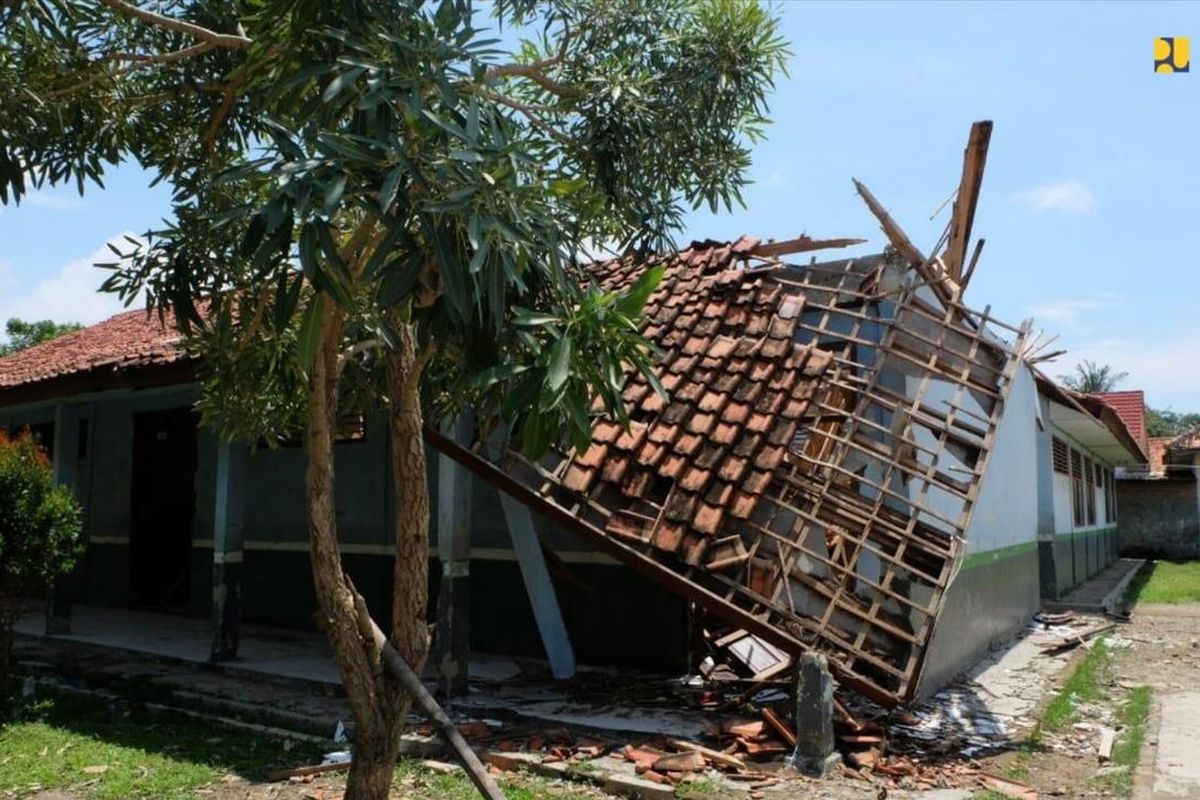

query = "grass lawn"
[0,685,615,800]
[1125,560,1200,605]
[0,687,323,799]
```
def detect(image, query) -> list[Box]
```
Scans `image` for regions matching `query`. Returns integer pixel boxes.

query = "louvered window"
[1052,438,1069,474]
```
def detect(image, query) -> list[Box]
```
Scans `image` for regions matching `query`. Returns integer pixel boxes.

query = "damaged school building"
[0,123,1146,709]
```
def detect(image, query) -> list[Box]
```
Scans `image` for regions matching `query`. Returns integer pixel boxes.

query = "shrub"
[0,430,84,680]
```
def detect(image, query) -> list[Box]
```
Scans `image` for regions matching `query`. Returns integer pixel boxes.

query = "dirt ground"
[984,602,1200,800]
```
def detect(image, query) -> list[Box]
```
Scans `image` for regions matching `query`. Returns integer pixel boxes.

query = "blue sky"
[1,1,1197,410]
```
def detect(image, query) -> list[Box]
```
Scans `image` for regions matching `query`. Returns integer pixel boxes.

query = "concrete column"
[498,493,576,679]
[46,403,84,635]
[433,416,474,696]
[210,440,247,661]
[789,652,841,776]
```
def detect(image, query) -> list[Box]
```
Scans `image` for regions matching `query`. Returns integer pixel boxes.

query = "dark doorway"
[129,408,199,607]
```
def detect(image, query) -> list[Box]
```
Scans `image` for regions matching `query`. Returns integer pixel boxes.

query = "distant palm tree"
[1060,360,1128,393]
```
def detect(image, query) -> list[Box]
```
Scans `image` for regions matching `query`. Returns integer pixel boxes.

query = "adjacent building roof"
[1168,428,1200,454]
[0,308,193,405]
[1034,373,1147,467]
[1095,391,1148,453]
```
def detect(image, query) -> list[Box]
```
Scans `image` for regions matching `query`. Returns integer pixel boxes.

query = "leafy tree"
[1146,407,1200,438]
[1,2,787,795]
[0,431,84,681]
[0,318,84,356]
[1060,359,1128,394]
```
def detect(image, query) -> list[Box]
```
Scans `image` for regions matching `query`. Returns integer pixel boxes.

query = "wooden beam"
[750,236,867,259]
[960,237,986,292]
[944,120,993,280]
[851,178,925,267]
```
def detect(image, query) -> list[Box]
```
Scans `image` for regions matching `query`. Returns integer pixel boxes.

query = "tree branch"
[45,43,218,99]
[475,88,573,145]
[485,61,579,99]
[99,0,252,48]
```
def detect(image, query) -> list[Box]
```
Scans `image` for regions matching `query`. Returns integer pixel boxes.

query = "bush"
[0,430,84,679]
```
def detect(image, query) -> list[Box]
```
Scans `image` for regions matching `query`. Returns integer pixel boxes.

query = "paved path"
[1151,692,1200,798]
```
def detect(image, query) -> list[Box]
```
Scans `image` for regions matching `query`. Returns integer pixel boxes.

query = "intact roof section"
[1095,391,1148,452]
[0,308,189,395]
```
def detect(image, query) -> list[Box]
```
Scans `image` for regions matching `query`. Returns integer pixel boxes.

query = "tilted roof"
[433,235,1027,707]
[564,236,833,562]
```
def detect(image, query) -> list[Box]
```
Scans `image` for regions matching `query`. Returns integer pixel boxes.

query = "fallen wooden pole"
[368,620,505,800]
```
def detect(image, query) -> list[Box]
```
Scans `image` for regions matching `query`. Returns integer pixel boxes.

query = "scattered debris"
[1097,726,1115,762]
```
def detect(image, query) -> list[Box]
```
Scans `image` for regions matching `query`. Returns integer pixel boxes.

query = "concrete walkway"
[15,601,343,685]
[1048,557,1144,613]
[1152,692,1200,799]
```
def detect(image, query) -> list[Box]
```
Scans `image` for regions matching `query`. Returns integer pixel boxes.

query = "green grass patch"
[0,687,323,799]
[1124,560,1200,605]
[1094,686,1152,798]
[394,760,603,800]
[1038,638,1111,734]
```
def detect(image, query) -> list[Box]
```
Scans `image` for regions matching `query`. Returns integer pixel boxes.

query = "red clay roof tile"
[0,308,190,391]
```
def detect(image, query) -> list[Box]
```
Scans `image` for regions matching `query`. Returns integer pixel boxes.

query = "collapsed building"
[0,122,1145,711]
[434,231,1033,706]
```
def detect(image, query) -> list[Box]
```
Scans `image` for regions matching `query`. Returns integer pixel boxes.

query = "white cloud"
[25,189,86,210]
[1059,337,1200,410]
[0,234,144,330]
[1027,294,1119,334]
[1013,179,1096,214]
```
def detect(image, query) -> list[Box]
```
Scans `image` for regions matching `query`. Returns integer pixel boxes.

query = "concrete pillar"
[46,403,84,635]
[498,493,576,679]
[210,440,247,661]
[789,652,841,776]
[433,417,474,696]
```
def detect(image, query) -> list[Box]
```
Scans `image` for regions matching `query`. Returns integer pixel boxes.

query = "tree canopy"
[1060,359,1128,395]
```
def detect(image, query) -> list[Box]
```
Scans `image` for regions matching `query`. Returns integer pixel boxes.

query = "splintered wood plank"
[852,178,926,267]
[945,121,993,280]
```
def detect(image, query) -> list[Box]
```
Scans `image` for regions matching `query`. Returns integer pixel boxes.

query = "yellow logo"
[1155,37,1190,73]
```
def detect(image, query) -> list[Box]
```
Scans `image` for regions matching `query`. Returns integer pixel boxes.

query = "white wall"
[962,364,1040,553]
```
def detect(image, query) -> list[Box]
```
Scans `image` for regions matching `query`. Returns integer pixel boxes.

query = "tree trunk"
[305,303,409,800]
[386,323,431,679]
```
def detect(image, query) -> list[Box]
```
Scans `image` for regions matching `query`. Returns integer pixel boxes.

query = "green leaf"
[379,165,404,213]
[614,264,664,319]
[323,66,366,102]
[296,294,325,376]
[449,149,483,163]
[547,337,571,393]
